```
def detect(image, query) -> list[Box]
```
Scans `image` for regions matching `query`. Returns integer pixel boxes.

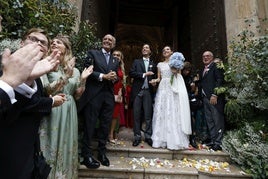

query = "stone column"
[0,15,2,32]
[224,0,268,46]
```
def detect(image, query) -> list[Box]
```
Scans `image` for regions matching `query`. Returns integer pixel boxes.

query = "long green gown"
[40,67,81,179]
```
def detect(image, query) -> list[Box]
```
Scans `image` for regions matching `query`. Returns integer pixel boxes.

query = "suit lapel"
[140,59,146,72]
[97,51,108,69]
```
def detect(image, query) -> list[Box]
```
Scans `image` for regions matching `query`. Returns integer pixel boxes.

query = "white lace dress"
[152,62,192,150]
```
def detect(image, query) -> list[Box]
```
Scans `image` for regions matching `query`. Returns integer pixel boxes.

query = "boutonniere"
[148,65,153,71]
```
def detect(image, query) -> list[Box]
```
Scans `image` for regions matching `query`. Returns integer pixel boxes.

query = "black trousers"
[203,97,224,145]
[82,91,114,157]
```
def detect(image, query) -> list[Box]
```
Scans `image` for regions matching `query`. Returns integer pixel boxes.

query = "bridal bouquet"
[169,52,185,84]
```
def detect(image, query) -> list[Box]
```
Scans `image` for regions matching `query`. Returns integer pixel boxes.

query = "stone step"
[78,127,252,179]
[78,156,251,179]
[105,139,230,162]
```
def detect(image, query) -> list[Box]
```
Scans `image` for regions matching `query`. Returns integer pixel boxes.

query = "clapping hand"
[0,43,43,88]
[51,93,67,107]
[27,49,61,84]
[64,57,76,78]
[81,65,93,80]
[104,70,117,81]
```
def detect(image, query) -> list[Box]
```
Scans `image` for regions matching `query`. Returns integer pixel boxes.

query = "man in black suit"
[129,44,156,147]
[0,43,43,114]
[79,34,119,168]
[200,51,225,151]
[0,28,63,179]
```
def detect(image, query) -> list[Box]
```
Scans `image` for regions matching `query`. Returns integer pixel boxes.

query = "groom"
[129,44,156,147]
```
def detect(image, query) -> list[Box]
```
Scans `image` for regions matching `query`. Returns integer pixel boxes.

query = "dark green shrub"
[223,123,268,179]
[0,0,101,69]
[222,23,268,178]
[0,0,76,39]
[223,30,268,126]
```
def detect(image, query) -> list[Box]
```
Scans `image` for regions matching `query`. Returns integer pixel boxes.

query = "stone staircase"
[78,127,251,179]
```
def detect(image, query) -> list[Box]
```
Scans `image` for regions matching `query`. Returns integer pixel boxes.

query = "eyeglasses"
[27,36,48,47]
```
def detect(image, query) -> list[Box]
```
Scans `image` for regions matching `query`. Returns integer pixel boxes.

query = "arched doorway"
[82,0,227,74]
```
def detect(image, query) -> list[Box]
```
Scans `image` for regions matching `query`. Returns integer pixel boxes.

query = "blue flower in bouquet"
[169,52,185,85]
[169,52,185,70]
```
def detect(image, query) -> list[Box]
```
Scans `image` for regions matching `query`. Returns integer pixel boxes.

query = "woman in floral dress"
[40,35,93,179]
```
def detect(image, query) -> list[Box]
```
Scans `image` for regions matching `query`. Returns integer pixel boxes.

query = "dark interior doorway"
[82,0,227,74]
[110,0,191,75]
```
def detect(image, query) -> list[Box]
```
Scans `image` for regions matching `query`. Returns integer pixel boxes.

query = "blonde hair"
[113,50,126,87]
[52,35,73,70]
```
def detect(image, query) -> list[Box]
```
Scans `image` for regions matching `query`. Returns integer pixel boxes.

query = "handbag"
[33,137,51,179]
[114,95,123,103]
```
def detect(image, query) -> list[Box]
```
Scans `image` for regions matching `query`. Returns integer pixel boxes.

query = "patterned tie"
[104,53,110,64]
[203,65,208,76]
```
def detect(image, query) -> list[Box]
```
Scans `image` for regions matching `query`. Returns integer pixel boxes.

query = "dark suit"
[129,58,156,140]
[0,88,13,115]
[0,78,53,179]
[79,49,119,157]
[200,62,224,145]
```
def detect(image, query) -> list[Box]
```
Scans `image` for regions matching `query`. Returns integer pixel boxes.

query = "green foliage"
[223,30,268,124]
[222,23,268,178]
[0,0,101,70]
[0,0,76,39]
[223,123,268,179]
[70,21,101,71]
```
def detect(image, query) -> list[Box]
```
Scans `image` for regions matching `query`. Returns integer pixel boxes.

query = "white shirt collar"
[102,48,110,55]
[143,57,149,61]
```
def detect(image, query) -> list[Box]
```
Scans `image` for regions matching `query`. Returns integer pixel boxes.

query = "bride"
[150,46,191,150]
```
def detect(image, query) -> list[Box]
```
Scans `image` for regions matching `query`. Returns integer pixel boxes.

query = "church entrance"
[82,0,227,74]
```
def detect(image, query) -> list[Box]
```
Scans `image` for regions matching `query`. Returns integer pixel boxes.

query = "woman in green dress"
[40,35,93,179]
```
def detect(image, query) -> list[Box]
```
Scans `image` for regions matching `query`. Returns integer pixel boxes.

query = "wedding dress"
[152,62,191,150]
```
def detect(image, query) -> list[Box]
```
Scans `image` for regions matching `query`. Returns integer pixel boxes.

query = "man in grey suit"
[129,44,157,147]
[200,51,225,151]
[79,34,119,168]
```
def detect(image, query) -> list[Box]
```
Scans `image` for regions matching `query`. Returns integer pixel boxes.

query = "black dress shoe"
[210,144,222,151]
[145,138,153,146]
[98,154,110,166]
[81,156,100,169]
[190,135,198,149]
[202,138,213,147]
[132,139,141,147]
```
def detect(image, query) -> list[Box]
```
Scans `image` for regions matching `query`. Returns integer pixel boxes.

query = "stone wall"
[67,0,83,32]
[224,0,268,46]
